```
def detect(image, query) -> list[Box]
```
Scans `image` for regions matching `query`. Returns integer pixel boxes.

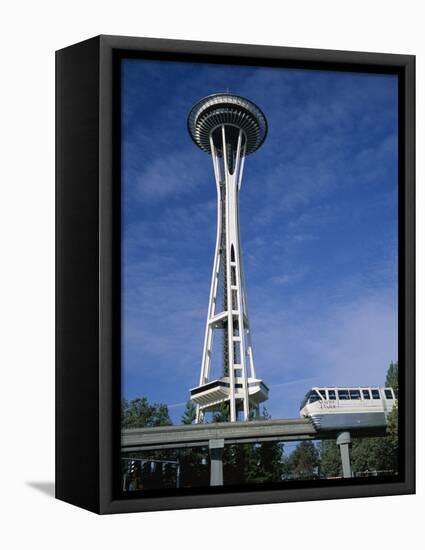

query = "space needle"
[188,93,269,423]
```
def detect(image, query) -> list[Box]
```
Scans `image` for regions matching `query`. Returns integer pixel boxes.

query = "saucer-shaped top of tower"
[188,93,267,156]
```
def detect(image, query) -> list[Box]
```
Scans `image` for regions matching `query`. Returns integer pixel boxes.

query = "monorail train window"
[338,389,350,400]
[328,390,336,399]
[371,389,380,399]
[300,390,321,409]
[362,389,371,399]
[308,390,321,403]
[384,389,394,399]
[349,389,361,399]
[318,390,326,398]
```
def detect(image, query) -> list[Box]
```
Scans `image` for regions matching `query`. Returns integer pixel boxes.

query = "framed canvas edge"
[56,36,102,514]
[95,35,415,514]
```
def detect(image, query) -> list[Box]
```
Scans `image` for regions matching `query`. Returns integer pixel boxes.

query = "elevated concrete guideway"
[122,418,386,485]
[122,418,317,451]
[121,418,386,451]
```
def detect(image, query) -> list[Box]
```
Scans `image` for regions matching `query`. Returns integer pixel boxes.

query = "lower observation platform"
[190,377,269,414]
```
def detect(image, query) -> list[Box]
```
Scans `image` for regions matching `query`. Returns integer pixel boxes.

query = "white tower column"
[188,93,269,423]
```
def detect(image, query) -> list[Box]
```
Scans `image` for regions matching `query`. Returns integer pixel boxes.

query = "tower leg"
[195,405,204,424]
[209,439,224,486]
[337,431,353,478]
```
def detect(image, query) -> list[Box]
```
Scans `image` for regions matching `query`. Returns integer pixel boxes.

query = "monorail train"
[299,387,397,430]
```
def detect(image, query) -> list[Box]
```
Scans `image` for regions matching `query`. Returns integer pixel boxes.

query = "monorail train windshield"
[300,389,321,409]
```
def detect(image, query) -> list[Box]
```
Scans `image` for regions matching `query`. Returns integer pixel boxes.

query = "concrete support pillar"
[209,438,225,486]
[336,431,353,478]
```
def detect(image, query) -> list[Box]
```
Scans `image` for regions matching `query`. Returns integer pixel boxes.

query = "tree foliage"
[385,361,399,390]
[319,440,342,477]
[212,402,231,423]
[210,405,285,484]
[287,441,319,479]
[121,398,174,491]
[383,360,399,472]
[351,437,395,474]
[181,400,197,425]
[249,407,285,482]
[385,402,398,472]
[121,397,172,429]
[349,360,399,475]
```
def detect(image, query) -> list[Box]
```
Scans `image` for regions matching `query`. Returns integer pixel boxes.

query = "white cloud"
[269,266,309,286]
[134,149,208,203]
[250,285,397,412]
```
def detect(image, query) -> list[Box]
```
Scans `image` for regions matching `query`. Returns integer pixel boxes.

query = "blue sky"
[121,58,398,423]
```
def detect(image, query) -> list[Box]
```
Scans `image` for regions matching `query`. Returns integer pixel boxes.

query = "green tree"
[179,447,209,488]
[209,404,284,484]
[179,399,208,487]
[288,441,319,479]
[253,441,285,482]
[250,407,284,482]
[319,437,396,479]
[385,360,399,472]
[121,397,172,429]
[121,397,174,490]
[351,360,399,475]
[319,361,399,478]
[212,402,231,423]
[351,438,389,474]
[385,401,398,472]
[319,440,342,478]
[385,361,398,390]
[181,400,197,425]
[223,443,257,485]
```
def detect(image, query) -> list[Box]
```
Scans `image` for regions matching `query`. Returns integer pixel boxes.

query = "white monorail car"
[299,387,397,430]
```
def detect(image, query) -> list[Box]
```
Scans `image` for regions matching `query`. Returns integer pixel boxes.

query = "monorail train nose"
[299,405,308,419]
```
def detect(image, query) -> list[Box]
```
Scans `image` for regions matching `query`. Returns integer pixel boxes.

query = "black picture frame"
[56,34,415,514]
